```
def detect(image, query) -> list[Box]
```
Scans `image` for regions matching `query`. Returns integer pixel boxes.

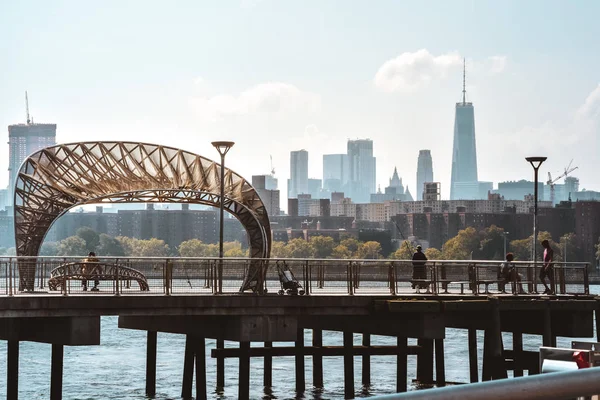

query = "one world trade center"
[450,59,479,200]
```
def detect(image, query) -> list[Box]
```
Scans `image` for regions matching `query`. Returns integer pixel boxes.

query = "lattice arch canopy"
[14,142,271,259]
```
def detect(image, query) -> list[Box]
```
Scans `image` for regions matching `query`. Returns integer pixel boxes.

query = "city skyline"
[1,1,599,203]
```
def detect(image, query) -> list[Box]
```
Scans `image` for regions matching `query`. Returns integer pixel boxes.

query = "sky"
[1,0,600,208]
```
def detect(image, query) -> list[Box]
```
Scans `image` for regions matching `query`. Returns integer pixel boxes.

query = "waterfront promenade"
[1,257,598,400]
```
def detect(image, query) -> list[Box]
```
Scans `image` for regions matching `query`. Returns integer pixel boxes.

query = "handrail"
[0,257,591,297]
[370,366,600,400]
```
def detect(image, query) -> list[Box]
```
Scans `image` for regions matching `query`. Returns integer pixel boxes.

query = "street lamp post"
[503,231,510,258]
[212,141,235,294]
[526,156,547,291]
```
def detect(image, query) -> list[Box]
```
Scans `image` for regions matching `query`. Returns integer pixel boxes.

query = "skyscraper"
[450,60,479,200]
[288,149,308,198]
[322,154,349,192]
[347,139,376,203]
[416,150,434,200]
[7,93,56,205]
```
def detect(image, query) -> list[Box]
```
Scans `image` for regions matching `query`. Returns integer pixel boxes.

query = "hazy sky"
[1,0,599,205]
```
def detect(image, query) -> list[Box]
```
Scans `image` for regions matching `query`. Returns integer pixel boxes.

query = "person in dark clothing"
[83,251,100,292]
[539,240,554,294]
[412,245,428,291]
[500,252,523,293]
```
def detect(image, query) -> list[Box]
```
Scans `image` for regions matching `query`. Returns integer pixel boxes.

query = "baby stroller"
[276,261,305,296]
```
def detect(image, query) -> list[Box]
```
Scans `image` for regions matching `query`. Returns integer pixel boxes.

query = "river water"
[1,287,598,399]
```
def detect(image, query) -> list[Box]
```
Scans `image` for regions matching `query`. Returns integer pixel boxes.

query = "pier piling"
[312,329,323,388]
[416,338,434,384]
[264,341,273,387]
[295,327,305,393]
[182,336,194,399]
[362,333,371,386]
[195,336,207,400]
[396,336,407,392]
[238,342,250,399]
[50,344,63,400]
[145,331,157,397]
[434,338,446,387]
[7,340,19,400]
[468,328,478,382]
[216,338,225,390]
[343,331,355,399]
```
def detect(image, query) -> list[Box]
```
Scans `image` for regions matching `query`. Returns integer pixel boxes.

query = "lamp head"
[526,156,547,170]
[212,141,235,156]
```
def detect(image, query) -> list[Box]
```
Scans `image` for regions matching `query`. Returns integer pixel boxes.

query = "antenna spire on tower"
[25,91,31,124]
[462,58,466,105]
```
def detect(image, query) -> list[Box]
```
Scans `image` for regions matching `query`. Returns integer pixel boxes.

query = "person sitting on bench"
[499,253,523,294]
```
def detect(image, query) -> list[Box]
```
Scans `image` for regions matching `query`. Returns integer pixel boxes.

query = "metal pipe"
[369,366,600,400]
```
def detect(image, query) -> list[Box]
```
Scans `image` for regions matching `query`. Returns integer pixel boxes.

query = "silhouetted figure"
[83,251,100,292]
[539,240,554,294]
[500,252,523,293]
[412,245,428,291]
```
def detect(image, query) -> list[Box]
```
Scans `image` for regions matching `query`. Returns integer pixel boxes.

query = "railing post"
[115,260,120,296]
[389,261,396,295]
[305,260,310,295]
[8,258,13,297]
[583,263,590,295]
[165,259,172,296]
[348,262,354,295]
[431,262,437,295]
[62,264,68,297]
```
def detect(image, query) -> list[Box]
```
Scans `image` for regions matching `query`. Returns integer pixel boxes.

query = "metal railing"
[0,257,590,297]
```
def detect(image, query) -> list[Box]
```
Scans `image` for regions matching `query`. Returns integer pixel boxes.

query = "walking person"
[83,251,100,292]
[411,245,428,292]
[539,240,555,294]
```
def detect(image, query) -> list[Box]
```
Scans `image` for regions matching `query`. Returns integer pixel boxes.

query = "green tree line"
[0,225,591,261]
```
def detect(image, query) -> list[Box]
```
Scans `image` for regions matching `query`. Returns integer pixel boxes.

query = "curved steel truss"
[14,142,272,262]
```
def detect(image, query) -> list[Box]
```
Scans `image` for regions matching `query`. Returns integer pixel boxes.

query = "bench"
[48,262,149,291]
[434,263,474,294]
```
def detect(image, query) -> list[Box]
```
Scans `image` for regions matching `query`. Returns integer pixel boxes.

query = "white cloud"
[374,50,509,93]
[189,82,321,122]
[373,49,462,93]
[575,84,600,122]
[486,56,507,74]
[193,76,204,85]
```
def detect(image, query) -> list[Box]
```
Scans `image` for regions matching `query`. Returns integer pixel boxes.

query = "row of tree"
[0,225,597,261]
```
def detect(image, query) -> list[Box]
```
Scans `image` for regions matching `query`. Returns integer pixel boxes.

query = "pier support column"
[312,330,323,388]
[182,336,194,399]
[468,329,478,383]
[343,331,355,399]
[396,336,407,393]
[145,331,157,397]
[264,341,273,387]
[7,340,19,400]
[216,338,225,390]
[484,298,508,381]
[513,331,524,377]
[434,338,446,387]
[543,302,556,347]
[362,333,371,387]
[50,344,63,400]
[295,327,305,394]
[238,342,250,400]
[195,337,207,400]
[416,338,434,384]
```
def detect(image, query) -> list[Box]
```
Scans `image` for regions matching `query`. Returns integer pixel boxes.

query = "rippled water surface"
[1,287,598,399]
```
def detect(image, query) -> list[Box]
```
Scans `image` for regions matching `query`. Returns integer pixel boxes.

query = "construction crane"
[546,160,579,205]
